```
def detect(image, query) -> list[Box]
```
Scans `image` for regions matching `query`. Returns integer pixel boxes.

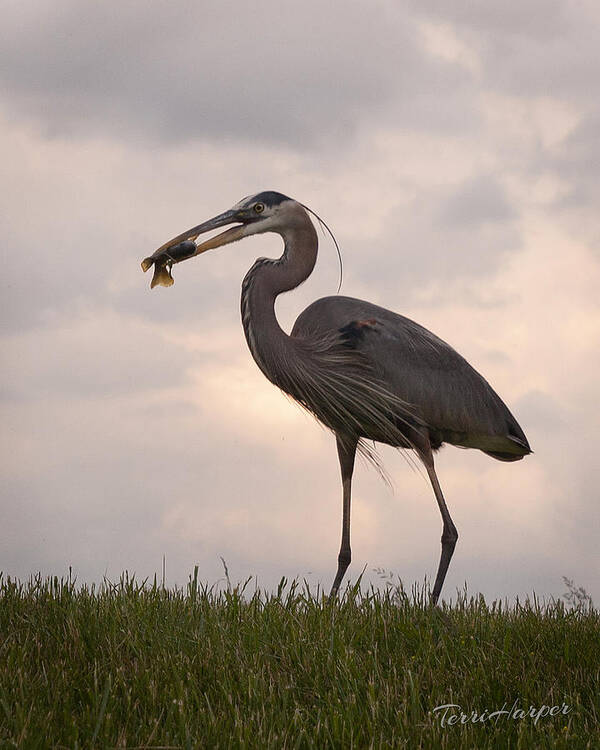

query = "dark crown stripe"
[251,191,291,207]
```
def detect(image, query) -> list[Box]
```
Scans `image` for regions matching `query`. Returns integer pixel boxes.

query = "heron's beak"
[141,208,247,288]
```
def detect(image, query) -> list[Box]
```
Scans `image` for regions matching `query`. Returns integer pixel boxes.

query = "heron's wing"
[292,296,530,459]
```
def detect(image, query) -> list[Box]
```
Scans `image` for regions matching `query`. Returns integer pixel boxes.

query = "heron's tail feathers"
[482,433,532,462]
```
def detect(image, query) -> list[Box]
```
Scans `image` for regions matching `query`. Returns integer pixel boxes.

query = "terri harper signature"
[431,700,572,727]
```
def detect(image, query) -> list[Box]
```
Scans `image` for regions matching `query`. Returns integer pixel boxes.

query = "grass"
[0,569,598,749]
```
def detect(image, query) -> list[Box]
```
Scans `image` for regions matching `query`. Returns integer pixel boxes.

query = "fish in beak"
[141,240,197,288]
[141,208,249,289]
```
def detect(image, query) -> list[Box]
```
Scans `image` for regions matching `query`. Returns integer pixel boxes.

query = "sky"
[1,0,599,603]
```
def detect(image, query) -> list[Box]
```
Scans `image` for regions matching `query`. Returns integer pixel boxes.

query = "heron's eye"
[254,203,265,214]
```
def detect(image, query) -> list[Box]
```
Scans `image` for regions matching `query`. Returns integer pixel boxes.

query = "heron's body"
[292,296,529,461]
[142,190,531,602]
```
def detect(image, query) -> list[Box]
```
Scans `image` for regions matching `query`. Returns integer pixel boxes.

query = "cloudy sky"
[2,0,599,602]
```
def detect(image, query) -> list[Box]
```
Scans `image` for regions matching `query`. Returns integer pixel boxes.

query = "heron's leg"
[421,445,458,605]
[329,435,357,598]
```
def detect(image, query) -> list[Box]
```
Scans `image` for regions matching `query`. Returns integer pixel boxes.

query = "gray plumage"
[293,296,529,462]
[142,191,531,603]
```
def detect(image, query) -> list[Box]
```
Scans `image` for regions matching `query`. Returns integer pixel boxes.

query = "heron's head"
[141,191,308,288]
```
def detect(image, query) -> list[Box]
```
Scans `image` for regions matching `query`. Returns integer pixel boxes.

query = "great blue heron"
[142,191,531,603]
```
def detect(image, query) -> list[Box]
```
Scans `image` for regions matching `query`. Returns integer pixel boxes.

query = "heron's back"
[292,296,530,461]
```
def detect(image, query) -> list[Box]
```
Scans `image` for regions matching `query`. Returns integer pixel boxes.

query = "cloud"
[411,0,567,37]
[0,1,478,148]
[436,174,515,226]
[412,0,599,100]
[1,309,195,400]
[342,171,521,307]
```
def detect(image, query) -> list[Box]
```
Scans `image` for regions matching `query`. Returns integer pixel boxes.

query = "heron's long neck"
[240,222,317,385]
